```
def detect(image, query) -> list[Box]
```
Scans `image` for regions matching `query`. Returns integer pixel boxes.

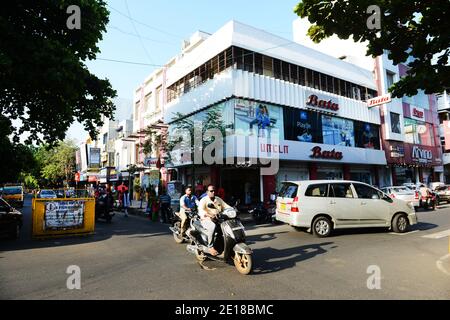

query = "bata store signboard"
[305,91,339,113]
[410,105,425,121]
[226,136,386,165]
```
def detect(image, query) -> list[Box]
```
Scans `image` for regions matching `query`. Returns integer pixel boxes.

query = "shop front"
[384,140,442,186]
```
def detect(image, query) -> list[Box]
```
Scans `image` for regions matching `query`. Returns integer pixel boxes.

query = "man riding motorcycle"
[197,184,232,256]
[178,186,199,237]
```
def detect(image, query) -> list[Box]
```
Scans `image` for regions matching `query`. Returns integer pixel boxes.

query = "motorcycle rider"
[178,186,199,237]
[198,184,232,256]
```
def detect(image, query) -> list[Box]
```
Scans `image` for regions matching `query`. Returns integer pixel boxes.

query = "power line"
[109,25,177,46]
[96,58,162,67]
[124,0,154,64]
[108,4,184,40]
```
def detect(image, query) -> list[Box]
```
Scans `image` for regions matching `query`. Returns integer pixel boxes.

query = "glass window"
[254,53,263,75]
[313,71,320,89]
[320,73,327,92]
[386,71,395,88]
[298,66,305,86]
[330,183,354,198]
[353,183,381,199]
[282,61,290,81]
[278,183,299,198]
[305,184,329,197]
[262,55,273,77]
[284,108,323,143]
[354,121,380,149]
[305,69,313,87]
[391,112,401,134]
[243,49,253,72]
[273,59,281,79]
[322,115,355,147]
[290,64,298,84]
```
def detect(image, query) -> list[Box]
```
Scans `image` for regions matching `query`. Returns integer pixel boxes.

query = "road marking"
[436,254,450,276]
[422,229,450,239]
[388,230,419,236]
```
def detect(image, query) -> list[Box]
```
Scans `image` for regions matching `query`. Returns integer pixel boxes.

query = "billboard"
[89,147,101,168]
[234,99,284,140]
[44,200,85,230]
[321,115,355,147]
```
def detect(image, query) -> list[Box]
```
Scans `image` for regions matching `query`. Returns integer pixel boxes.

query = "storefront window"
[283,108,322,143]
[321,115,355,147]
[350,172,372,185]
[394,167,416,185]
[404,118,434,146]
[354,122,380,149]
[390,112,401,134]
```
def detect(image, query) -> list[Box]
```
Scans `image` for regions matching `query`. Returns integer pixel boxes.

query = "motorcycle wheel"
[233,252,252,275]
[173,221,184,244]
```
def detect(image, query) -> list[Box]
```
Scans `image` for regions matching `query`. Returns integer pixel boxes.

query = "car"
[275,180,417,237]
[434,185,450,204]
[0,198,23,239]
[380,186,420,208]
[1,185,24,208]
[39,189,57,199]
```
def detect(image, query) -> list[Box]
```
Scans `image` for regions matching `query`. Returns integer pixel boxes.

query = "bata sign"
[367,94,391,108]
[306,94,339,111]
[412,146,432,161]
[310,146,343,160]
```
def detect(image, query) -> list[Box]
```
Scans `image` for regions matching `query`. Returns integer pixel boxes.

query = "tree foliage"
[0,1,117,145]
[294,0,450,97]
[40,140,77,185]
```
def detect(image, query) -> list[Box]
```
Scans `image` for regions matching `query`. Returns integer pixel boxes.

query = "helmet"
[222,207,237,218]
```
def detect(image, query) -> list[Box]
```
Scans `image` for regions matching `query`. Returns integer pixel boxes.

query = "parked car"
[38,189,57,199]
[275,180,417,237]
[1,185,24,208]
[0,198,23,239]
[380,186,419,208]
[434,185,450,204]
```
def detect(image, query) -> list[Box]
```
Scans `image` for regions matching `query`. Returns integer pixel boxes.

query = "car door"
[328,183,360,227]
[352,183,391,226]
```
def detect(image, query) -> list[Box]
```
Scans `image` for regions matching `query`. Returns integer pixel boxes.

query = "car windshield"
[3,187,22,195]
[392,187,410,193]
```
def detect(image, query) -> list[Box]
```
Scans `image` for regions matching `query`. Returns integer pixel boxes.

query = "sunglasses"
[208,190,215,193]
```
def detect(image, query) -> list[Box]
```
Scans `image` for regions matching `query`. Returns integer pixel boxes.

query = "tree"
[0,1,117,145]
[294,0,450,97]
[40,140,77,185]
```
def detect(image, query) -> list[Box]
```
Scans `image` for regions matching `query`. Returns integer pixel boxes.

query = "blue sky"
[67,0,301,143]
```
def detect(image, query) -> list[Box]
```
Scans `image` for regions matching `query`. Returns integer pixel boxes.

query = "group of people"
[178,184,232,256]
[94,182,131,217]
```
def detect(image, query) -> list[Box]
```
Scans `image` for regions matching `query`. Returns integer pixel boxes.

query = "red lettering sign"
[413,108,424,119]
[310,146,343,160]
[306,95,339,111]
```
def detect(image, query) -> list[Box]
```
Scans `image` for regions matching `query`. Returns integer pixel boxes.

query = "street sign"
[367,94,391,108]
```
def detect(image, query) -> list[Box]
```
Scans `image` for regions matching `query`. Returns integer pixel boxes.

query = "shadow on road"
[251,241,335,274]
[0,214,172,253]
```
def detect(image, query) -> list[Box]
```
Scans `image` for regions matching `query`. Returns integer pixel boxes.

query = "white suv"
[275,180,417,237]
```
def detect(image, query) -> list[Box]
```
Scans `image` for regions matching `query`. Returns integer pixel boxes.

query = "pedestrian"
[117,181,128,211]
[158,189,172,223]
[123,188,130,217]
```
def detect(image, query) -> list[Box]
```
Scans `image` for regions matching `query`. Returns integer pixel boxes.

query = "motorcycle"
[169,208,197,244]
[249,201,272,224]
[95,193,115,223]
[186,206,253,275]
[420,190,437,210]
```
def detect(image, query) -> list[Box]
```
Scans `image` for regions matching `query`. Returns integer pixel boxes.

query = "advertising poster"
[89,147,101,168]
[354,122,380,149]
[321,115,355,147]
[44,200,85,230]
[283,108,322,143]
[234,99,284,140]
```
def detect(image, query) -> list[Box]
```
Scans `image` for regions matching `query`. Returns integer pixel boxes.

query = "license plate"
[280,203,286,211]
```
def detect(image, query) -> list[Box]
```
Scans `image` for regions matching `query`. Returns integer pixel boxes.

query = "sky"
[66,0,301,143]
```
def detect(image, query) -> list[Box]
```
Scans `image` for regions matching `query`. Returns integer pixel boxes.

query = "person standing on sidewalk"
[123,188,130,217]
[158,190,172,223]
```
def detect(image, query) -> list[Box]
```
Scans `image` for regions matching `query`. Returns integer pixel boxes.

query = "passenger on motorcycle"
[178,186,199,237]
[198,184,232,256]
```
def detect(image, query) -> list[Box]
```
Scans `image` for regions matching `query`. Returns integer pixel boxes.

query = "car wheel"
[392,213,409,233]
[312,216,332,237]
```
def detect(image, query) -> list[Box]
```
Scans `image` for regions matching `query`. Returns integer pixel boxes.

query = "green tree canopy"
[294,0,450,97]
[0,1,116,145]
[40,140,77,185]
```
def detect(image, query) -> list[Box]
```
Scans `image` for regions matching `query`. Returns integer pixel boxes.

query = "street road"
[1,195,449,299]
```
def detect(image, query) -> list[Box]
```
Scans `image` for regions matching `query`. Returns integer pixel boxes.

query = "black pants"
[160,203,171,223]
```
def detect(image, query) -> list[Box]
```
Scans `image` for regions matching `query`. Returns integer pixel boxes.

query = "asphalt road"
[1,195,449,299]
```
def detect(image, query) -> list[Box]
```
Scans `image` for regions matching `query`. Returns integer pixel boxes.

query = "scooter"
[420,191,437,210]
[169,208,197,244]
[95,193,115,223]
[186,206,253,275]
[249,201,272,224]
